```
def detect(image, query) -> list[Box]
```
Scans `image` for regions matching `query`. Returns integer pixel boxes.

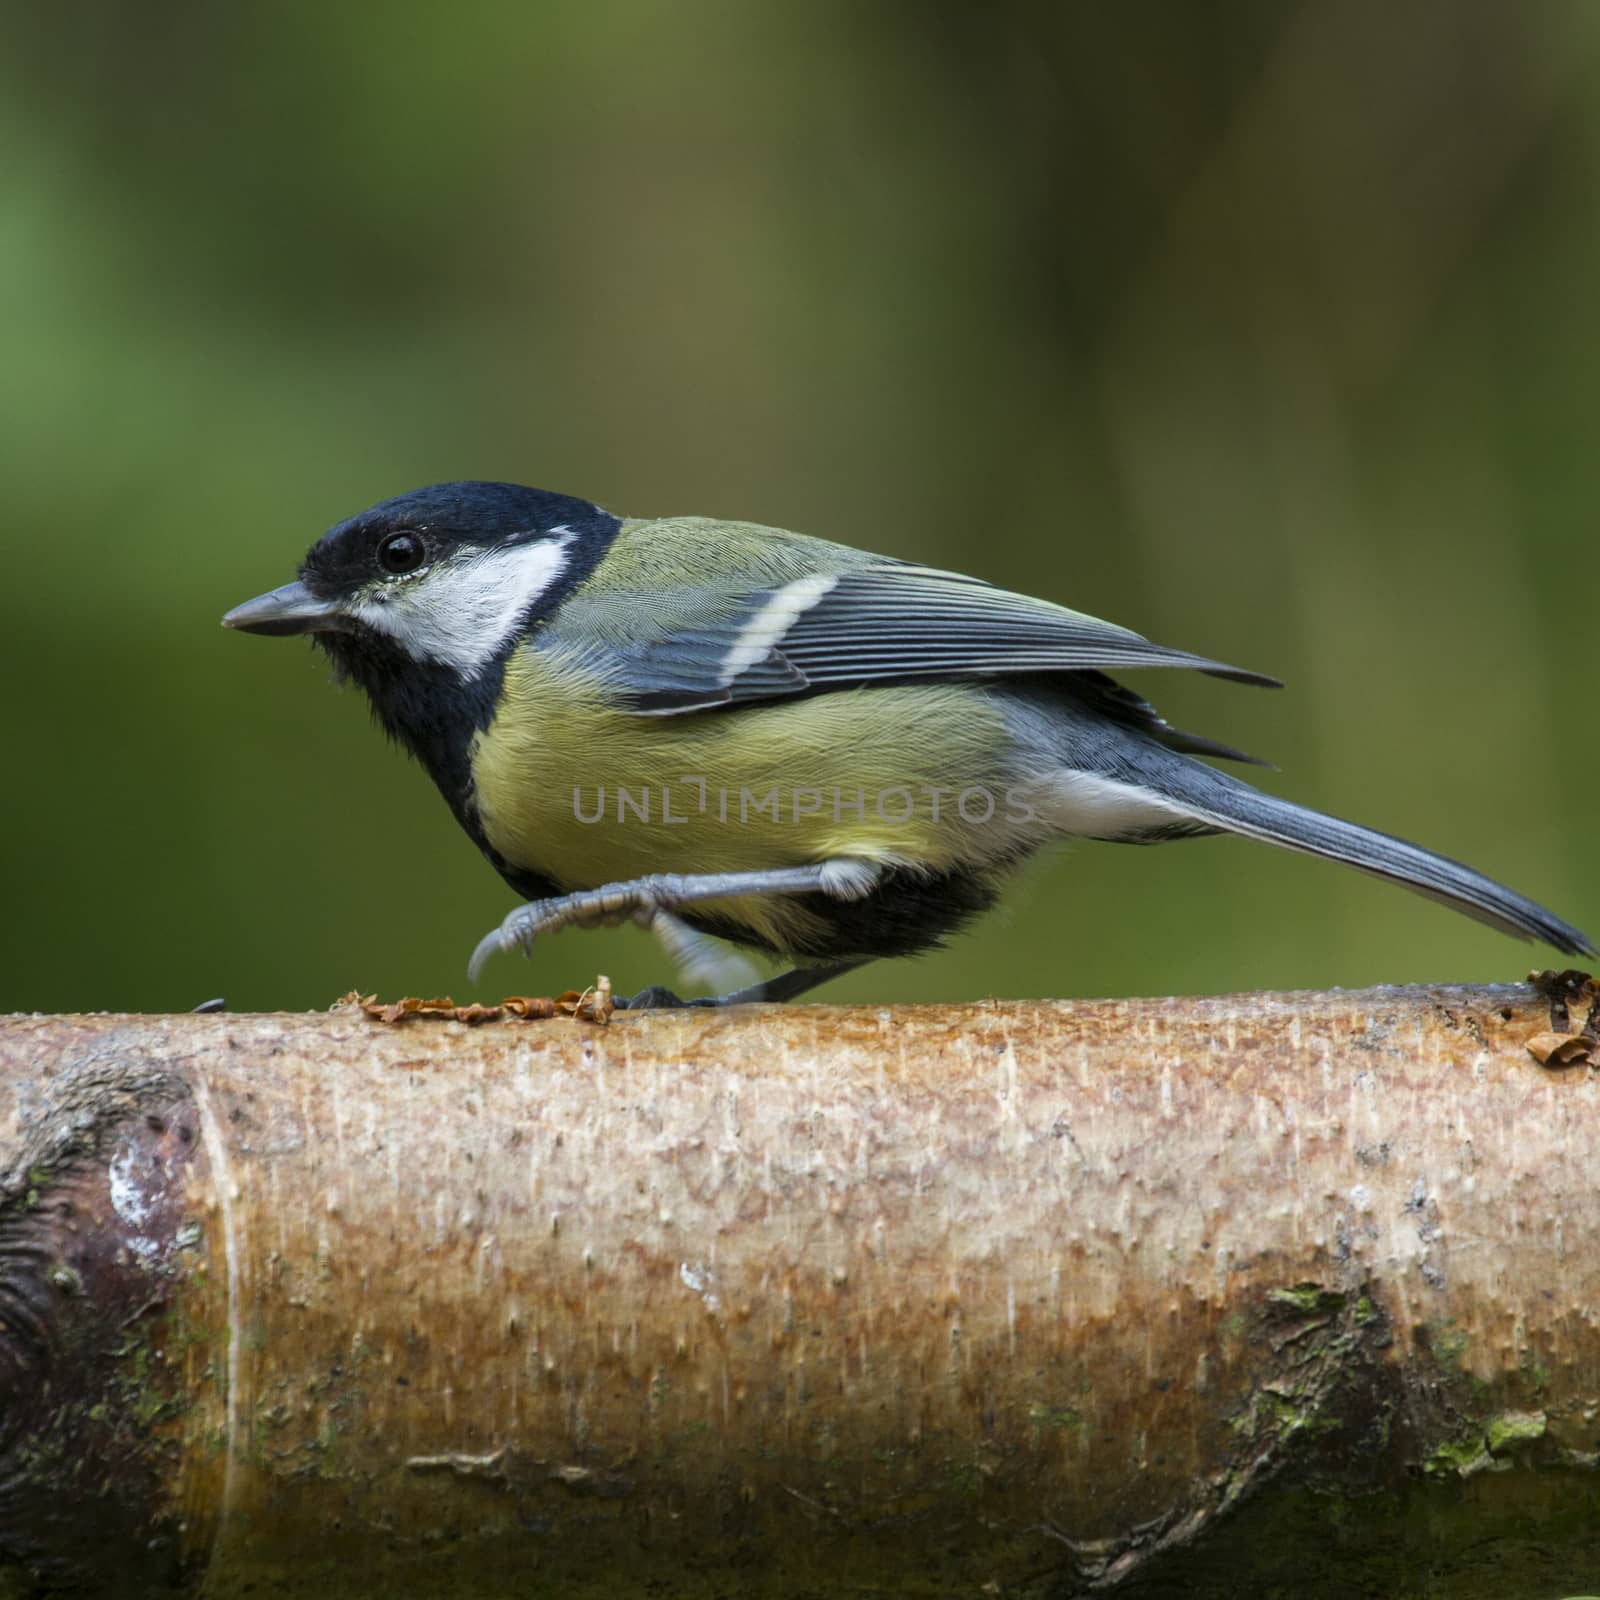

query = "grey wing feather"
[1065,670,1274,768]
[609,565,1279,729]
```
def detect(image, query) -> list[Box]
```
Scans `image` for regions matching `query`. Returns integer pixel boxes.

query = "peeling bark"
[2,981,1598,1597]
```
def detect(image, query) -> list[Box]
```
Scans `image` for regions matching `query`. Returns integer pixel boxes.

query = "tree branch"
[3,979,1598,1597]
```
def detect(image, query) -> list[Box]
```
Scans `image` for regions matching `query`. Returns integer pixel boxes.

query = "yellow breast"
[468,644,1018,948]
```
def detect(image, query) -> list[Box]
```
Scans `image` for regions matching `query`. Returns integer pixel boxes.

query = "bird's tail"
[1130,752,1596,957]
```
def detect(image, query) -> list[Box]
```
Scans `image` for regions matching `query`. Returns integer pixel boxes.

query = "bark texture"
[2,980,1598,1598]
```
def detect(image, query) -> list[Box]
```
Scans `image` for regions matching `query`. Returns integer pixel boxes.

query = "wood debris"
[1525,968,1598,1068]
[334,976,613,1026]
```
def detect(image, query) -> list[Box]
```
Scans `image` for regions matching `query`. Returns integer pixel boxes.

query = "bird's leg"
[621,959,868,1011]
[647,911,761,994]
[467,858,883,986]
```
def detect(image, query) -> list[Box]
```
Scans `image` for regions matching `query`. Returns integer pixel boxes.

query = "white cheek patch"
[352,533,573,677]
[719,573,838,684]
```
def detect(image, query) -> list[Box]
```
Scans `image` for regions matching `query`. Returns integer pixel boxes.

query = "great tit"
[223,481,1594,1005]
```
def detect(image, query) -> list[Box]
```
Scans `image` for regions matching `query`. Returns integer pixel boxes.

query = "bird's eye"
[376,532,426,576]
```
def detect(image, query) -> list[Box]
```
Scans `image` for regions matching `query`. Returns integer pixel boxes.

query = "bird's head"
[223,481,619,685]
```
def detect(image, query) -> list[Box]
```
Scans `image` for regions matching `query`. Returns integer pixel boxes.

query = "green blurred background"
[3,0,1595,1014]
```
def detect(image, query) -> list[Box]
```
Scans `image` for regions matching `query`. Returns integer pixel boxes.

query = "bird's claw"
[468,890,666,984]
[616,985,690,1011]
[467,899,554,984]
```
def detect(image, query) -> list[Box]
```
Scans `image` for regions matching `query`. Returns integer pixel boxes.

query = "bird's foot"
[468,861,884,986]
[616,984,713,1010]
[617,961,867,1010]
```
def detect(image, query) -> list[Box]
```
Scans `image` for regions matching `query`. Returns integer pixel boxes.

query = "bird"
[223,480,1594,1006]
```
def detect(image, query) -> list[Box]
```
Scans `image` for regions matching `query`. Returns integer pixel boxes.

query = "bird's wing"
[592,562,1279,716]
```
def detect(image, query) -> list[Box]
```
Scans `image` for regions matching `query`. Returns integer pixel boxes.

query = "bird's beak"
[222,581,346,637]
